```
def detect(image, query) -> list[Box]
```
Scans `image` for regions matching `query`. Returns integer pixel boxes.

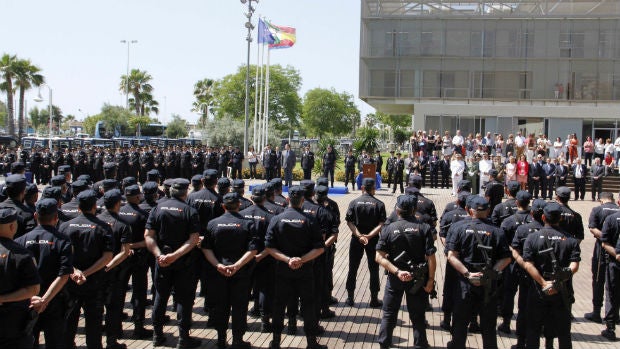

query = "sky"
[2,0,374,125]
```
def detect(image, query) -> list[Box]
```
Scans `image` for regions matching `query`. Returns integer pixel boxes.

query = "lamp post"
[33,83,53,148]
[120,40,138,110]
[241,0,258,157]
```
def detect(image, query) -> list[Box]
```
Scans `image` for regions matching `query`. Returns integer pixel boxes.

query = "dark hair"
[544,213,561,225]
[37,212,57,225]
[78,200,96,213]
[289,195,303,207]
[223,201,240,212]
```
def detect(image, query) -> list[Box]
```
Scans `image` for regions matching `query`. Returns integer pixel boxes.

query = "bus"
[94,121,167,139]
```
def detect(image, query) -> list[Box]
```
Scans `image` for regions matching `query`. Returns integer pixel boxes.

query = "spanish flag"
[266,21,296,50]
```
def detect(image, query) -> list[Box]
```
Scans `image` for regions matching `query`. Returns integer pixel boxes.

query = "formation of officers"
[0,152,618,349]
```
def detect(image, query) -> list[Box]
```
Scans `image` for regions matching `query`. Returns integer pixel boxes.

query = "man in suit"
[572,157,587,200]
[440,154,451,189]
[590,157,605,201]
[301,145,315,180]
[373,150,383,176]
[541,157,556,199]
[428,150,440,189]
[555,158,568,187]
[262,144,275,181]
[274,146,282,179]
[385,151,396,189]
[528,154,543,198]
[281,143,296,187]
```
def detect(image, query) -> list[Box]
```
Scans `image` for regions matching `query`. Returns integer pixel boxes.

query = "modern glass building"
[360,0,620,143]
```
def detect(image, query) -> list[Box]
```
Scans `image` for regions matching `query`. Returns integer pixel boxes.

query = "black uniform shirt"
[240,204,274,252]
[442,202,459,218]
[239,197,253,211]
[512,220,543,252]
[119,203,149,244]
[377,217,437,266]
[202,212,258,276]
[187,188,224,234]
[588,202,620,231]
[491,198,518,227]
[522,226,581,286]
[60,198,80,221]
[139,200,158,215]
[16,225,73,293]
[59,213,113,286]
[500,210,533,247]
[446,218,510,269]
[485,180,505,212]
[265,207,324,259]
[601,212,620,269]
[345,193,387,235]
[0,237,40,307]
[265,200,285,215]
[0,198,36,238]
[439,207,470,238]
[274,194,288,208]
[558,204,584,240]
[415,194,438,225]
[145,197,200,252]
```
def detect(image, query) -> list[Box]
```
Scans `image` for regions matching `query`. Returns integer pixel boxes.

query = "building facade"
[360,0,620,145]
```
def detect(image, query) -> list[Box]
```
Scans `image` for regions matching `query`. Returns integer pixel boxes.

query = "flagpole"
[253,36,262,151]
[258,42,266,152]
[264,48,271,148]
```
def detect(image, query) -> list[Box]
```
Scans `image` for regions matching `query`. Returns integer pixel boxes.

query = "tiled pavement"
[62,180,618,348]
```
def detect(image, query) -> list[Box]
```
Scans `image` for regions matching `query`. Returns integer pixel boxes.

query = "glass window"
[470,31,482,56]
[423,71,440,97]
[573,72,598,100]
[421,31,442,56]
[483,31,496,57]
[370,70,396,97]
[599,31,614,58]
[400,70,415,97]
[495,29,517,57]
[560,32,585,58]
[519,31,534,57]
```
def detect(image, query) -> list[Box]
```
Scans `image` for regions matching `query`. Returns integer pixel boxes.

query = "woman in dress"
[553,137,563,159]
[516,154,529,190]
[247,145,258,179]
[505,156,517,184]
[569,133,579,164]
[505,134,515,158]
[450,153,465,196]
[442,131,453,156]
[495,134,504,157]
[526,134,536,162]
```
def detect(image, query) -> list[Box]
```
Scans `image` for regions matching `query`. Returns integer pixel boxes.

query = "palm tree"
[14,59,44,139]
[0,54,18,136]
[119,69,156,115]
[191,78,215,128]
[139,93,159,116]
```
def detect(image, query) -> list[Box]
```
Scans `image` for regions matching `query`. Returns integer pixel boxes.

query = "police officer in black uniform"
[344,150,356,191]
[0,174,36,238]
[201,192,258,349]
[190,174,203,193]
[16,198,73,349]
[406,175,438,227]
[497,190,533,334]
[145,179,201,348]
[385,150,395,189]
[270,178,288,208]
[301,146,315,180]
[375,195,437,349]
[442,180,472,218]
[555,186,585,240]
[0,207,41,349]
[315,185,339,317]
[522,202,581,349]
[264,182,286,215]
[585,192,620,324]
[230,146,244,180]
[322,145,336,188]
[392,152,405,194]
[217,177,231,197]
[265,185,327,349]
[345,178,387,307]
[60,180,89,222]
[600,202,620,340]
[511,199,548,349]
[31,147,43,185]
[485,169,505,213]
[24,183,38,213]
[118,184,154,338]
[232,179,253,211]
[446,196,511,349]
[59,190,114,349]
[491,181,520,226]
[97,189,133,349]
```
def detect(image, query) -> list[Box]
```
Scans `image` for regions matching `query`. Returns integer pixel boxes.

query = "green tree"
[119,69,159,116]
[14,59,44,139]
[29,105,63,134]
[61,114,76,134]
[212,64,302,134]
[127,115,152,136]
[83,104,132,136]
[301,88,360,138]
[375,111,411,129]
[192,78,215,128]
[166,114,188,139]
[0,54,18,136]
[393,127,409,147]
[352,127,380,155]
[0,101,6,127]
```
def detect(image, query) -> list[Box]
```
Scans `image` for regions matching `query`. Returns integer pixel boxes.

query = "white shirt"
[450,160,464,176]
[575,165,582,178]
[595,142,606,155]
[479,159,493,177]
[515,136,525,147]
[614,137,620,151]
[452,135,464,146]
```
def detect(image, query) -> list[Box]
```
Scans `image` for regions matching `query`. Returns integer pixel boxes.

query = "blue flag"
[258,18,275,45]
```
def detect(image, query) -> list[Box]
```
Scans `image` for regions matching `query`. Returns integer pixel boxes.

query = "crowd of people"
[0,130,619,349]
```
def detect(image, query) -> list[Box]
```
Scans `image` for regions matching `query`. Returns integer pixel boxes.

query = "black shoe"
[317,326,325,335]
[329,296,338,305]
[498,321,511,334]
[231,339,252,349]
[217,337,228,349]
[307,343,327,349]
[106,342,127,349]
[369,298,383,308]
[585,312,603,323]
[261,322,273,333]
[468,321,481,333]
[602,328,617,341]
[177,336,201,349]
[164,315,171,323]
[133,327,153,339]
[345,296,354,306]
[510,345,525,349]
[439,320,451,331]
[269,340,281,349]
[425,303,432,311]
[121,312,129,321]
[249,307,261,318]
[153,334,166,347]
[288,319,297,335]
[320,309,336,319]
[207,317,216,328]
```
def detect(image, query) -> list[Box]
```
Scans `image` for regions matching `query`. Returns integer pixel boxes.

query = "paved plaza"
[63,180,617,349]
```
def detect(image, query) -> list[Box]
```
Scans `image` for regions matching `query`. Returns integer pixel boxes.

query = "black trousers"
[303,167,312,180]
[105,265,131,342]
[541,178,554,199]
[386,170,394,187]
[256,258,275,317]
[325,245,336,299]
[392,173,404,193]
[218,165,228,179]
[441,171,450,189]
[526,290,571,349]
[592,179,603,200]
[378,274,429,348]
[33,297,65,349]
[451,278,498,349]
[528,179,540,198]
[65,288,105,349]
[515,276,531,348]
[344,168,356,189]
[604,264,620,328]
[323,166,335,186]
[272,264,319,336]
[231,165,242,180]
[500,262,519,321]
[591,242,607,311]
[441,258,457,318]
[249,162,257,179]
[430,170,439,188]
[127,251,149,324]
[574,178,586,200]
[152,263,196,337]
[211,273,251,338]
[346,236,380,295]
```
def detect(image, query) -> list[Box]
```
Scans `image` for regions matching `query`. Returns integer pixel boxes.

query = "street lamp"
[242,0,258,157]
[120,40,138,110]
[33,83,53,147]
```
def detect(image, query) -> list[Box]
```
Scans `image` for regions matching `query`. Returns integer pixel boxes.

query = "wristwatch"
[463,271,471,278]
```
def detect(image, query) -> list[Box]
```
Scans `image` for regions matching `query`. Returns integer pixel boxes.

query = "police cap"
[162,178,174,188]
[515,190,532,202]
[409,175,423,186]
[300,180,315,191]
[315,177,328,187]
[531,199,547,213]
[396,194,417,211]
[457,191,471,202]
[125,185,141,196]
[10,162,25,173]
[42,186,61,201]
[263,182,275,195]
[0,207,18,224]
[457,179,472,192]
[405,186,420,195]
[507,181,520,193]
[556,186,571,199]
[217,178,231,189]
[147,169,160,178]
[71,180,89,193]
[142,181,159,195]
[251,185,266,197]
[58,165,71,174]
[77,174,92,185]
[543,202,563,220]
[102,179,118,191]
[223,192,240,205]
[191,175,203,185]
[104,189,123,206]
[315,185,329,199]
[203,169,218,181]
[172,178,190,190]
[489,169,499,177]
[36,198,58,216]
[122,177,137,187]
[51,175,66,186]
[288,185,304,198]
[232,179,245,189]
[103,162,117,171]
[470,196,490,211]
[362,178,375,189]
[25,183,39,196]
[4,174,26,191]
[270,178,283,188]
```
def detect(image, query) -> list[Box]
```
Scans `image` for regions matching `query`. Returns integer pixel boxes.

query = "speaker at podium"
[362,164,376,178]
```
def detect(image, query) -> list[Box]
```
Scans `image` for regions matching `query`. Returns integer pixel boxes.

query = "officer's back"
[555,187,585,240]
